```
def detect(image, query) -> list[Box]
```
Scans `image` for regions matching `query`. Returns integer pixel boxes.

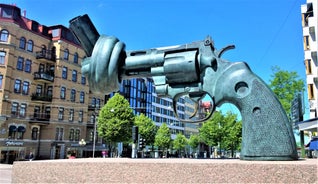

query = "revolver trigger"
[172,91,216,123]
[188,99,198,119]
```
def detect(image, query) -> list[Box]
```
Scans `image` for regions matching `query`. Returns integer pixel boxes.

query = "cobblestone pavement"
[0,164,12,184]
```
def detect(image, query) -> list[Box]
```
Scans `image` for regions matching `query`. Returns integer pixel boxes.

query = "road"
[0,164,12,184]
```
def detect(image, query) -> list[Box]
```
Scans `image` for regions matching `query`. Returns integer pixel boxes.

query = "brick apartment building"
[0,3,105,163]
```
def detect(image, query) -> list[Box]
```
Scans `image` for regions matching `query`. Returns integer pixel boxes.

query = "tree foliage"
[134,113,158,146]
[172,133,188,157]
[97,93,135,151]
[199,111,224,147]
[188,134,200,152]
[154,123,171,152]
[269,66,304,120]
[222,112,242,157]
[199,111,242,155]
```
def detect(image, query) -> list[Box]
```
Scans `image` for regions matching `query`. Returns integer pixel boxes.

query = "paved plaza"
[0,164,12,184]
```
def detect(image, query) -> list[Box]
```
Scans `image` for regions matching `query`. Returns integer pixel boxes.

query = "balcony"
[29,114,50,125]
[36,50,56,62]
[31,93,52,102]
[34,71,54,82]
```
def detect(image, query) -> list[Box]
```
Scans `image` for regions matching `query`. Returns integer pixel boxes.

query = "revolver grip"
[210,62,298,160]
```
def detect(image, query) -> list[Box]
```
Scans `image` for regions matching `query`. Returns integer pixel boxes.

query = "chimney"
[23,10,26,17]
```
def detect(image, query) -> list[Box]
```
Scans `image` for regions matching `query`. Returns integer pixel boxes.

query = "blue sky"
[3,0,308,117]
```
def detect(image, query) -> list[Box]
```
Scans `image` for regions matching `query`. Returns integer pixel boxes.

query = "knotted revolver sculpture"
[69,14,298,160]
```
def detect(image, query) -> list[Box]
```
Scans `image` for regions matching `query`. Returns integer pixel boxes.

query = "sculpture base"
[12,158,317,183]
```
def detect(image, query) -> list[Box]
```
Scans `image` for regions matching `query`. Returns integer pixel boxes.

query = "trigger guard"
[172,93,216,123]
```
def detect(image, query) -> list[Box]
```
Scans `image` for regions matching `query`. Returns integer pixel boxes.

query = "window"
[36,85,42,95]
[308,84,314,99]
[305,59,312,74]
[27,40,33,52]
[0,51,5,65]
[69,129,74,141]
[0,75,3,89]
[79,110,83,123]
[11,102,18,117]
[34,106,40,119]
[47,86,53,97]
[59,128,64,141]
[74,52,78,64]
[81,75,86,85]
[45,107,51,120]
[63,49,69,60]
[8,125,16,139]
[62,67,68,79]
[69,109,74,122]
[16,57,24,70]
[90,114,95,124]
[72,70,77,82]
[32,127,38,140]
[58,107,64,120]
[25,59,32,73]
[75,129,80,141]
[80,91,85,103]
[40,45,46,56]
[39,64,44,72]
[2,7,13,18]
[96,98,101,109]
[14,79,21,93]
[51,29,60,37]
[17,126,26,139]
[55,127,64,141]
[304,36,310,50]
[91,97,96,108]
[60,87,66,99]
[0,29,9,42]
[19,104,26,117]
[19,37,26,49]
[22,81,29,95]
[70,89,76,102]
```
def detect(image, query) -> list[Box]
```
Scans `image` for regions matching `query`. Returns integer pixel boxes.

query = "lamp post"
[79,139,86,158]
[93,109,98,158]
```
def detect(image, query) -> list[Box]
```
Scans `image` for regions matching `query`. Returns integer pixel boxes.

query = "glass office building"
[106,78,189,138]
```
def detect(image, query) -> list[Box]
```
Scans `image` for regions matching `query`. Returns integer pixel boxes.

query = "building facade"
[300,0,318,157]
[300,0,318,137]
[302,0,318,119]
[0,4,105,163]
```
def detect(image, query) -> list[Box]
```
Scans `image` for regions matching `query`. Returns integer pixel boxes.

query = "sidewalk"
[0,164,12,184]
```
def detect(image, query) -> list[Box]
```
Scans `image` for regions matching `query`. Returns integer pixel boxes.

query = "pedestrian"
[69,153,76,159]
[29,152,34,161]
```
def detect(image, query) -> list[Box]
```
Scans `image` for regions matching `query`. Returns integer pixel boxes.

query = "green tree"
[154,123,171,157]
[97,93,135,157]
[199,111,225,150]
[222,112,242,157]
[269,66,304,120]
[134,113,158,147]
[188,134,200,154]
[172,133,188,157]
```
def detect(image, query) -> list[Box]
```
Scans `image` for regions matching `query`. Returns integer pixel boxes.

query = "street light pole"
[93,110,97,158]
[79,139,86,158]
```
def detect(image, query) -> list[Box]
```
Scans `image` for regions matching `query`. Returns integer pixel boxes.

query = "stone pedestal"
[12,158,317,183]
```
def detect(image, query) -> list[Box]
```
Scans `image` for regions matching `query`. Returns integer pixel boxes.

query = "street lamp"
[79,139,86,146]
[79,139,86,158]
[93,109,99,158]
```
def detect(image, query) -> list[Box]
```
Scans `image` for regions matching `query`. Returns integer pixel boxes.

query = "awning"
[9,125,17,132]
[295,118,318,132]
[18,126,26,132]
[309,138,318,150]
